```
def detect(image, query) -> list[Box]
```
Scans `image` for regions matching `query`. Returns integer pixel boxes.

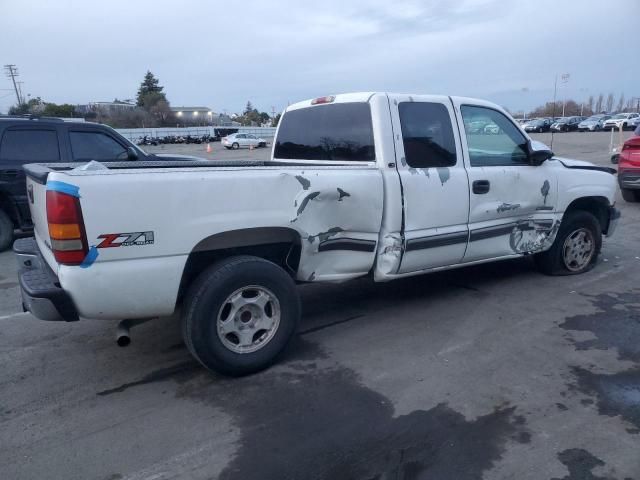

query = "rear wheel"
[182,255,300,376]
[534,211,601,275]
[232,142,239,150]
[621,188,640,203]
[0,209,13,251]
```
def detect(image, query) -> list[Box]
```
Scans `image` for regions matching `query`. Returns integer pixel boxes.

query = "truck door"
[388,94,470,273]
[451,100,558,262]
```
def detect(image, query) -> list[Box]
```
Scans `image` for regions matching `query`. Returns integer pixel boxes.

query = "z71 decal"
[97,231,155,248]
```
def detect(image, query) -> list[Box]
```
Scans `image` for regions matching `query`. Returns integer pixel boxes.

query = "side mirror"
[126,146,139,161]
[527,140,553,166]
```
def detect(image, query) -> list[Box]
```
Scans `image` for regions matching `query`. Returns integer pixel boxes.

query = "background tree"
[595,93,604,113]
[587,95,594,113]
[259,112,271,125]
[42,103,76,117]
[616,94,625,113]
[272,113,282,127]
[606,93,614,112]
[9,97,43,115]
[136,71,166,107]
[244,101,254,115]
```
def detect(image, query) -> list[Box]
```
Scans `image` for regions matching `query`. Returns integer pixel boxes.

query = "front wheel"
[621,188,640,203]
[534,211,601,275]
[232,142,239,150]
[182,256,300,376]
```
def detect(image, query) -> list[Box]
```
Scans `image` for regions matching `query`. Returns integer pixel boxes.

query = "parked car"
[603,113,640,131]
[14,92,619,376]
[0,116,205,251]
[578,114,611,132]
[524,118,552,133]
[550,116,582,132]
[617,127,640,202]
[629,115,640,130]
[221,133,267,149]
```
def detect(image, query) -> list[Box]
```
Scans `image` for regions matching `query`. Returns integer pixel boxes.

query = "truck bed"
[24,160,362,184]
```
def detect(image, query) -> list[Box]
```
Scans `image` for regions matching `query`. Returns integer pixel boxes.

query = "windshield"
[585,116,600,121]
[612,114,626,119]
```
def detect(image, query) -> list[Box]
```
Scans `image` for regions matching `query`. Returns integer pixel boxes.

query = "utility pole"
[4,64,22,106]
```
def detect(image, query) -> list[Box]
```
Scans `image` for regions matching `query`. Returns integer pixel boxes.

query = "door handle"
[472,180,490,194]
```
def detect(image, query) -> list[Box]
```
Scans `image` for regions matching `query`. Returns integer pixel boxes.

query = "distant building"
[170,107,238,126]
[171,106,213,125]
[76,101,137,115]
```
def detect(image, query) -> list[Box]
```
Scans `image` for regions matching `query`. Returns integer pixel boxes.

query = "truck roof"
[286,92,504,113]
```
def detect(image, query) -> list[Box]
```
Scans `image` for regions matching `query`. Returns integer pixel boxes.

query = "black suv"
[0,116,201,250]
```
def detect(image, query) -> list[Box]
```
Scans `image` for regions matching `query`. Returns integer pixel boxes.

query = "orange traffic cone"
[206,143,212,153]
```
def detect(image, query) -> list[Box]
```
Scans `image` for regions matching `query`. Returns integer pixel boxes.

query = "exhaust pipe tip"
[116,319,132,347]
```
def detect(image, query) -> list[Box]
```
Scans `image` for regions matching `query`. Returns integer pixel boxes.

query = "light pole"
[521,87,529,119]
[561,73,570,117]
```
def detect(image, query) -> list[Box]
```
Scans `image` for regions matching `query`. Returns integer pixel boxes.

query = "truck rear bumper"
[13,237,79,322]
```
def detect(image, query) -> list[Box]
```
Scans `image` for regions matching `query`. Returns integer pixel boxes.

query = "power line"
[4,64,23,106]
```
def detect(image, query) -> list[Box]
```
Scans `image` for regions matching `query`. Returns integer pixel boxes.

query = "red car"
[618,126,640,202]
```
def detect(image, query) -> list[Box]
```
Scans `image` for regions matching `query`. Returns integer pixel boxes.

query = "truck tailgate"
[25,175,58,272]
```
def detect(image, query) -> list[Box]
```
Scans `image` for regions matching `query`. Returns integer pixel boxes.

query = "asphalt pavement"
[1,131,639,480]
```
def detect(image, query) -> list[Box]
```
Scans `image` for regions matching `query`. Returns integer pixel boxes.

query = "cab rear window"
[274,103,375,161]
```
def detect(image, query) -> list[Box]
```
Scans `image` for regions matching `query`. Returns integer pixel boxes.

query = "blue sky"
[1,0,638,115]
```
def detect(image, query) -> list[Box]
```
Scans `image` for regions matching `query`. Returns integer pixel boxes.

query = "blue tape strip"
[79,246,98,268]
[47,181,80,198]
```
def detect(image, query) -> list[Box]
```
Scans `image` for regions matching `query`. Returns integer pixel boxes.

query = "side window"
[69,131,127,161]
[461,106,529,167]
[398,102,457,168]
[0,129,60,163]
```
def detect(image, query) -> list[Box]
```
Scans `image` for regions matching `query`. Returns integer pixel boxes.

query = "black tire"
[611,154,619,164]
[232,142,239,150]
[0,209,14,252]
[258,142,266,148]
[182,255,300,376]
[534,210,602,276]
[224,146,232,150]
[538,127,543,133]
[621,188,640,203]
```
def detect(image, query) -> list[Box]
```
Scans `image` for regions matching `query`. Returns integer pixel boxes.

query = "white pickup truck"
[15,92,619,375]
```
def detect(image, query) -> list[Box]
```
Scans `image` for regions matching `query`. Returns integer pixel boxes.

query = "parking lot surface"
[1,131,639,479]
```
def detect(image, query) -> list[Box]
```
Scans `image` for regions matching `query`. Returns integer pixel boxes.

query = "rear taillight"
[46,190,88,265]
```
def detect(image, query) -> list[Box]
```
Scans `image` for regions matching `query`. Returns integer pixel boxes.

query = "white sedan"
[222,133,267,149]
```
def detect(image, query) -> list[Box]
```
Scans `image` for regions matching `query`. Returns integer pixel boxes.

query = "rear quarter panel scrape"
[52,166,384,318]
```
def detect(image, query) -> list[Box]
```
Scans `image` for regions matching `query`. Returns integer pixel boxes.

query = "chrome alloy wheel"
[562,228,595,272]
[217,286,281,354]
